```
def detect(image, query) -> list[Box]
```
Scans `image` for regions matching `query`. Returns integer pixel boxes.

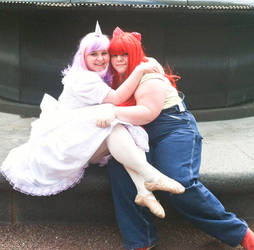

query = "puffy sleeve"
[62,70,111,105]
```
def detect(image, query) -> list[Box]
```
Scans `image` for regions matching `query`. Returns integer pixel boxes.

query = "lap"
[149,129,202,187]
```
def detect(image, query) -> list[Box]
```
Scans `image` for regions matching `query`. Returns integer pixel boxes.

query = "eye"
[88,51,97,56]
[123,53,128,57]
[102,51,109,56]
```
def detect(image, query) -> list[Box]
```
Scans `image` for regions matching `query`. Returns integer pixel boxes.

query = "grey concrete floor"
[0,220,252,249]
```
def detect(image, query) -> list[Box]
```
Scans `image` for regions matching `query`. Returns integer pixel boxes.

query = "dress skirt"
[0,94,149,196]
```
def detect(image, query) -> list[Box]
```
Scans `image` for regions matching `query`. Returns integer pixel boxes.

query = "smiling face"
[85,50,110,72]
[110,53,128,77]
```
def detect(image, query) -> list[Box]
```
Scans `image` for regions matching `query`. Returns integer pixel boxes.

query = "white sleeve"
[64,70,111,105]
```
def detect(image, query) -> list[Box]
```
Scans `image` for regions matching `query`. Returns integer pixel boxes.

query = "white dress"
[0,69,149,196]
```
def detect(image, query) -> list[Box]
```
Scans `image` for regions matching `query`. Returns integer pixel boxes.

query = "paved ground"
[0,220,253,250]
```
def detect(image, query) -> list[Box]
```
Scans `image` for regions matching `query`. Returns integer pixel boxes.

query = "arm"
[113,78,166,125]
[102,60,161,105]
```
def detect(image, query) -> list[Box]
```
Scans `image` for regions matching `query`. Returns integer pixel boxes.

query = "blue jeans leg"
[149,118,247,247]
[160,181,247,246]
[107,158,158,250]
[107,108,248,248]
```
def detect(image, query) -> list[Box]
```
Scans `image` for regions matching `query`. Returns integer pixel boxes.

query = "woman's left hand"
[96,107,116,128]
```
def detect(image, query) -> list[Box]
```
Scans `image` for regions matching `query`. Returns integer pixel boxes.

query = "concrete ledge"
[0,167,253,224]
[192,101,254,121]
[0,98,40,118]
[0,167,115,224]
[0,107,254,224]
[1,97,254,121]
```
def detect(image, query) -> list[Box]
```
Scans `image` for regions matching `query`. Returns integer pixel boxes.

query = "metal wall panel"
[0,6,254,109]
[1,0,253,6]
[0,10,20,101]
[71,0,187,4]
[0,0,70,2]
[189,0,254,6]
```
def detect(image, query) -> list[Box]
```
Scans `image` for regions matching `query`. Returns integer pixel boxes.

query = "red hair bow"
[113,27,142,42]
[131,32,141,41]
[113,27,125,37]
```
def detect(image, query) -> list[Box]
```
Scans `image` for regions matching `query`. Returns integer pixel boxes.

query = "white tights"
[90,124,163,196]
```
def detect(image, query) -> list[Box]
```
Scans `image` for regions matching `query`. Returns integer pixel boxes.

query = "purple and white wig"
[63,22,112,85]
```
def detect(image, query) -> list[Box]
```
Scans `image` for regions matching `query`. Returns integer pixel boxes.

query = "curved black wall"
[0,6,254,109]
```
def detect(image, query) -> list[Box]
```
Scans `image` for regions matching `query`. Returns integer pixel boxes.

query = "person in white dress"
[0,22,184,218]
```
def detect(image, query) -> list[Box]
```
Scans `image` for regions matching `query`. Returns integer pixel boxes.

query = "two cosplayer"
[1,22,253,250]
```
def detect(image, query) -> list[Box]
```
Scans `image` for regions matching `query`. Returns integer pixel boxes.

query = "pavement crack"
[232,143,254,161]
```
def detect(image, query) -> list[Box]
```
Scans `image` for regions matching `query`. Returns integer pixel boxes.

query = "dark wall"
[0,6,254,109]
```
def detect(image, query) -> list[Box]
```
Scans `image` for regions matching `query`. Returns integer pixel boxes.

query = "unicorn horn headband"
[95,21,102,36]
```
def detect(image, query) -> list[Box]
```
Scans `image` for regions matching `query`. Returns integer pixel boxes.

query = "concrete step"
[0,110,254,224]
[1,166,253,225]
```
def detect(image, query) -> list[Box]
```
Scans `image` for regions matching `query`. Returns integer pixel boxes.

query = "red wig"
[109,28,146,90]
[109,27,180,106]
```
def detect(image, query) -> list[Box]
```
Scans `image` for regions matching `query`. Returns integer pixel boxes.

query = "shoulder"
[138,73,167,94]
[62,68,103,86]
[140,73,166,85]
[74,69,102,82]
[135,74,166,101]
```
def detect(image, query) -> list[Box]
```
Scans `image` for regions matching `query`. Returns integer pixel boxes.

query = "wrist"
[113,106,119,119]
[135,64,144,75]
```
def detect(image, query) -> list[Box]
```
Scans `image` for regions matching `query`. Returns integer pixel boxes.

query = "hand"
[96,107,116,128]
[144,57,165,74]
[136,61,159,74]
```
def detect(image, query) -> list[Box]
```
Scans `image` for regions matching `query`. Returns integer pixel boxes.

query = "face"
[85,50,110,72]
[111,53,128,76]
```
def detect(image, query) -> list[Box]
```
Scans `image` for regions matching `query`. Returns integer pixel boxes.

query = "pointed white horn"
[95,21,102,36]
